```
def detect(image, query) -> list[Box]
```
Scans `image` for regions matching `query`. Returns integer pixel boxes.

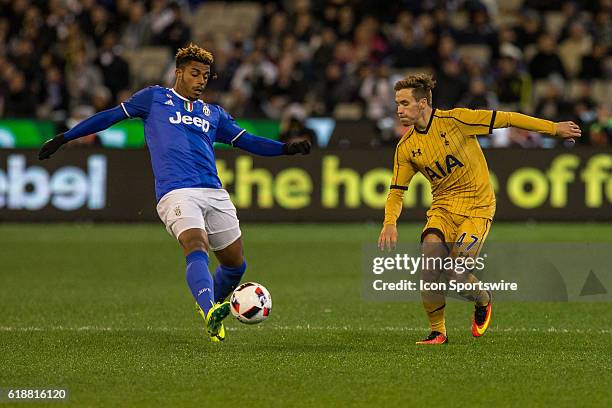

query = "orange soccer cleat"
[415,331,448,345]
[472,294,492,337]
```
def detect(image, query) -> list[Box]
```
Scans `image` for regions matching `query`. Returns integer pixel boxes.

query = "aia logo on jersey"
[424,154,464,180]
[169,111,211,132]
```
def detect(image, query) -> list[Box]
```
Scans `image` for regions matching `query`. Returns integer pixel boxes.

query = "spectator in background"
[96,32,130,100]
[316,62,360,115]
[155,2,191,53]
[529,33,567,80]
[87,3,116,47]
[265,49,309,119]
[593,7,611,45]
[433,58,468,109]
[336,6,356,41]
[91,85,112,112]
[312,27,337,74]
[389,12,432,68]
[390,28,431,68]
[10,38,37,82]
[65,50,104,109]
[113,0,133,28]
[360,64,394,120]
[515,10,543,49]
[293,10,317,46]
[231,50,278,117]
[589,104,612,146]
[0,61,11,116]
[579,42,608,79]
[459,77,499,110]
[0,18,9,56]
[559,21,593,78]
[534,81,573,123]
[3,70,37,118]
[494,43,531,112]
[39,65,69,122]
[121,1,151,50]
[456,3,496,46]
[261,11,289,60]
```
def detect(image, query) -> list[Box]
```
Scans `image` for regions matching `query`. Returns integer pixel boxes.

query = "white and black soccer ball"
[230,282,272,324]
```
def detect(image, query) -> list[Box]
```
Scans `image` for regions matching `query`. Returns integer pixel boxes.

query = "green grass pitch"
[1,223,611,407]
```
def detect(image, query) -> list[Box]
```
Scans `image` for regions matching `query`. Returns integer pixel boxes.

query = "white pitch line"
[0,326,610,334]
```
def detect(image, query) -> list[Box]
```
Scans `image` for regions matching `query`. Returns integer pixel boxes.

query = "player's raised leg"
[417,228,449,345]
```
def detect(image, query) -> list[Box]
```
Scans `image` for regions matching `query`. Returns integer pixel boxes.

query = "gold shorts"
[421,207,492,257]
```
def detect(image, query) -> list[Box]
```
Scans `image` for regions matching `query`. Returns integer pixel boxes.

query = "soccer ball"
[230,282,272,324]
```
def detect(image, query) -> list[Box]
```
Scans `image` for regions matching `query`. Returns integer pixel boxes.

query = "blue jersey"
[120,86,244,201]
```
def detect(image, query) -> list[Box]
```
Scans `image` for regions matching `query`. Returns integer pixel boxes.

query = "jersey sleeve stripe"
[390,184,408,190]
[434,115,488,127]
[230,129,246,146]
[489,111,497,134]
[120,103,131,118]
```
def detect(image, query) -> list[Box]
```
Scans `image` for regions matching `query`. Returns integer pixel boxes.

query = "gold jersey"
[384,108,557,224]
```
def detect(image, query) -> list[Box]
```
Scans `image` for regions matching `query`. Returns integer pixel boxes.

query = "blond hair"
[175,43,214,68]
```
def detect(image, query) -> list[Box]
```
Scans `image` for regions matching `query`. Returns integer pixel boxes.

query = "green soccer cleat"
[196,301,231,342]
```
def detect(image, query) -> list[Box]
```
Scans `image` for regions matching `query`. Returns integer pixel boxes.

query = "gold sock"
[422,292,446,335]
[452,273,490,306]
[465,274,490,306]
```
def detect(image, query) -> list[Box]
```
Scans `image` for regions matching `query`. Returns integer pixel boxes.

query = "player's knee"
[216,239,244,268]
[179,229,209,255]
[421,228,448,258]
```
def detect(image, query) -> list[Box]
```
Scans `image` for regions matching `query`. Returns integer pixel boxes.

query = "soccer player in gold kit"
[378,74,581,345]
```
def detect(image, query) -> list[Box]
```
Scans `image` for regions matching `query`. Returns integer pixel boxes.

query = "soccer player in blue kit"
[38,44,311,342]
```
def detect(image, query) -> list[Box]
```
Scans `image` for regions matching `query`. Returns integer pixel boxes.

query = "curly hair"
[175,43,214,68]
[394,73,436,106]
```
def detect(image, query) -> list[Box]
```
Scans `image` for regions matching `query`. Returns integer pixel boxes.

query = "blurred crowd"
[0,0,610,147]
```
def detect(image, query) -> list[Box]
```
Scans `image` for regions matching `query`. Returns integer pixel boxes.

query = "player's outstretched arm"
[38,106,127,160]
[493,111,582,140]
[232,132,311,156]
[216,106,310,156]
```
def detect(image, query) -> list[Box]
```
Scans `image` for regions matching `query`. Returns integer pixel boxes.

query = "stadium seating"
[123,47,172,88]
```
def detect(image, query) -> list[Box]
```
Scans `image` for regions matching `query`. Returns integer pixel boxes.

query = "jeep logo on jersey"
[168,111,210,132]
[424,154,464,180]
